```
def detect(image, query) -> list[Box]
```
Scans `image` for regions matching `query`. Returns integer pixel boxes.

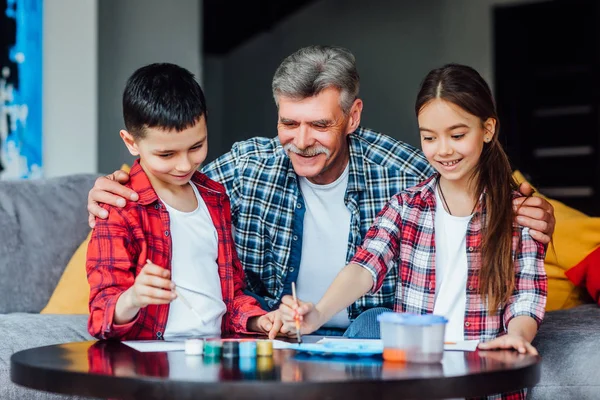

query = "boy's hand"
[126,261,176,309]
[248,311,293,339]
[478,333,539,355]
[88,169,139,228]
[114,261,175,325]
[279,295,323,336]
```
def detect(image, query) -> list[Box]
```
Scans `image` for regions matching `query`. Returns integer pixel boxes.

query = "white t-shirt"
[433,186,470,342]
[296,164,351,329]
[162,183,227,339]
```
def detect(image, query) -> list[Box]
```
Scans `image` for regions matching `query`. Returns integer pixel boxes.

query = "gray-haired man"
[87,46,555,338]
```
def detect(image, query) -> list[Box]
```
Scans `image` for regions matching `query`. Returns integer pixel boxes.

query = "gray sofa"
[1,174,599,399]
[0,174,98,399]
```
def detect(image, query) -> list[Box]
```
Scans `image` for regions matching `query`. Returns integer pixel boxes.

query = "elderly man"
[87,46,554,337]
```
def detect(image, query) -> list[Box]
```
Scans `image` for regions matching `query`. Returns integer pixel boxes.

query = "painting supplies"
[222,341,240,358]
[204,340,223,358]
[291,282,302,344]
[256,340,273,357]
[146,260,206,325]
[184,338,204,356]
[377,312,448,363]
[239,341,257,358]
[171,284,206,325]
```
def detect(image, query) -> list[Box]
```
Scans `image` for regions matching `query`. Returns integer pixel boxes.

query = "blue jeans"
[314,307,391,338]
[313,327,345,336]
[342,307,391,339]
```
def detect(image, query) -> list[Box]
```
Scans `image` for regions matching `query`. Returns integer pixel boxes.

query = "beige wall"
[43,0,98,177]
[97,0,203,173]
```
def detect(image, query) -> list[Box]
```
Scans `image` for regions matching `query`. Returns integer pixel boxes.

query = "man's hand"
[478,333,538,355]
[279,295,324,336]
[88,169,138,228]
[515,181,555,245]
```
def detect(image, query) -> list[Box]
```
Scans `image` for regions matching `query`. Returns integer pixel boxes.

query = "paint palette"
[287,341,384,357]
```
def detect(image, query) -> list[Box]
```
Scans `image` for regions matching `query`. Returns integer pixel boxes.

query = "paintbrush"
[291,282,302,344]
[146,259,205,325]
[172,284,206,325]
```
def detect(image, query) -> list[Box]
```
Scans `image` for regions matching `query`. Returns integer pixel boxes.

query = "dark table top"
[11,339,540,399]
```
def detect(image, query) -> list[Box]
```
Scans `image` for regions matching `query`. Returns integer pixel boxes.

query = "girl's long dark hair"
[415,64,518,314]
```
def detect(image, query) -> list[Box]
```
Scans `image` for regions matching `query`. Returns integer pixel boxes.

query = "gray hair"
[272,45,360,115]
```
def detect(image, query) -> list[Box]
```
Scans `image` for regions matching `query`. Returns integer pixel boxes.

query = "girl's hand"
[478,333,539,355]
[278,295,323,336]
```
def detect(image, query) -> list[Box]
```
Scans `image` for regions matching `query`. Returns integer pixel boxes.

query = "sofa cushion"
[513,170,599,311]
[0,313,98,399]
[0,174,99,313]
[530,304,600,399]
[41,232,92,315]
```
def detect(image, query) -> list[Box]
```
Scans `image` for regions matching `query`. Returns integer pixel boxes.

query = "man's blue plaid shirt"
[202,127,434,319]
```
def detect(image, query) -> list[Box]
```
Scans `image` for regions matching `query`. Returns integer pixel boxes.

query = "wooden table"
[11,340,540,399]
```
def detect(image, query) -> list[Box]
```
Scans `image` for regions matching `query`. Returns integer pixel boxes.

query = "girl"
[280,64,547,397]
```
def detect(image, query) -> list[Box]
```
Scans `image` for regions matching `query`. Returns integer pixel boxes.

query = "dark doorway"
[494,0,600,216]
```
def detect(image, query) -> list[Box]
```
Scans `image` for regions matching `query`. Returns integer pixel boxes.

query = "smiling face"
[276,87,362,185]
[418,98,495,189]
[120,116,208,191]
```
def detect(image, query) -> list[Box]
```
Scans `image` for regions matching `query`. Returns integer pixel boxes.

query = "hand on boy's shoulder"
[88,169,138,228]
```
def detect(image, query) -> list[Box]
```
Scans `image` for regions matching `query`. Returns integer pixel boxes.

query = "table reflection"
[83,340,537,384]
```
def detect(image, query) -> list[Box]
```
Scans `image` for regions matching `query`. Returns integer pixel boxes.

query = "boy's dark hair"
[123,63,207,139]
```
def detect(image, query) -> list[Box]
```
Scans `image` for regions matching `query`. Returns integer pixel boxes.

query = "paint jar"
[204,340,223,358]
[239,341,257,358]
[222,341,240,358]
[256,340,273,357]
[184,338,204,356]
[377,312,447,363]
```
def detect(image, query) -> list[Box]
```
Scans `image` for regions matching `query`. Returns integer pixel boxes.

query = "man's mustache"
[283,143,331,158]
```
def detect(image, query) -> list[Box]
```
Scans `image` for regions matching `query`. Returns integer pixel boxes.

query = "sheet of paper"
[317,338,380,345]
[124,339,298,352]
[122,340,185,352]
[272,340,296,349]
[317,338,479,352]
[443,340,479,352]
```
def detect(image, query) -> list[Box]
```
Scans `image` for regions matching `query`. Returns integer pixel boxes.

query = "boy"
[86,63,279,340]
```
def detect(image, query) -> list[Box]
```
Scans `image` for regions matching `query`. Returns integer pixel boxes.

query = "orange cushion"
[41,232,91,314]
[513,170,599,310]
